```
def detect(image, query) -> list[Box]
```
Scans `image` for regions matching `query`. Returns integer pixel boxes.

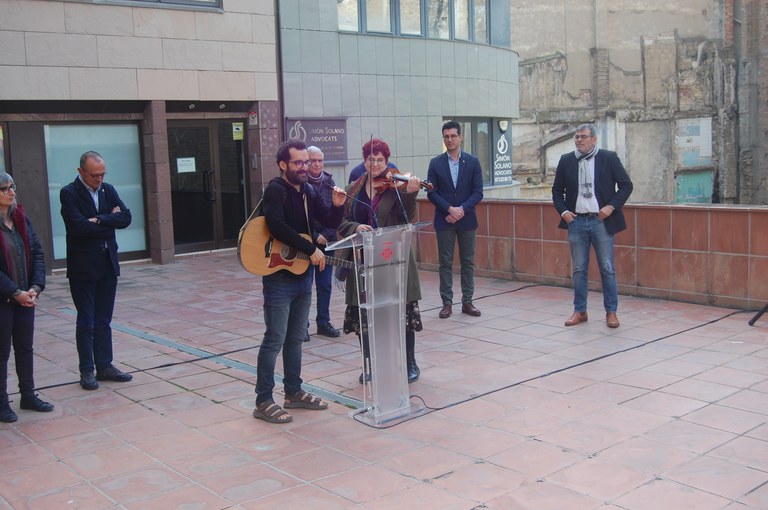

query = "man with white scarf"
[552,123,633,328]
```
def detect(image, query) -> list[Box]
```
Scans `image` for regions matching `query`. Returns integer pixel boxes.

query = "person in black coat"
[0,172,53,422]
[252,140,345,424]
[551,124,633,328]
[60,151,133,391]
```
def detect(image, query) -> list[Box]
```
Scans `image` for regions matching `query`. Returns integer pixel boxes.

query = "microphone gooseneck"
[340,189,378,229]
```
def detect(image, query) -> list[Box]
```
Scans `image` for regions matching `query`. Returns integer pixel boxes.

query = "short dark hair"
[276,139,307,166]
[442,120,461,135]
[362,138,390,161]
[575,123,597,136]
[79,151,103,169]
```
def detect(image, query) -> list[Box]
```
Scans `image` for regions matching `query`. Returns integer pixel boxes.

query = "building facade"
[510,0,768,206]
[278,0,519,195]
[0,0,520,270]
[0,0,280,268]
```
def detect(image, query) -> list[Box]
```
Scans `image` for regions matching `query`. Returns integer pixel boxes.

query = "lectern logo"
[381,242,394,261]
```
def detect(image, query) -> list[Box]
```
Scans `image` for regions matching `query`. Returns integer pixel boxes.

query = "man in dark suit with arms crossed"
[552,123,633,328]
[427,121,484,319]
[60,151,133,390]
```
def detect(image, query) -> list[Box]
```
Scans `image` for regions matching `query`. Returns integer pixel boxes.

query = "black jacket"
[60,178,132,280]
[0,205,45,299]
[262,176,342,277]
[551,149,633,235]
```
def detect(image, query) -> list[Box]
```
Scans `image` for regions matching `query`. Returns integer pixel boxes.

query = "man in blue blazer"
[552,124,633,328]
[60,151,133,390]
[427,121,484,319]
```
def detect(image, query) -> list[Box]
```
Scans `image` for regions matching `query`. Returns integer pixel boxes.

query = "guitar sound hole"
[281,246,297,261]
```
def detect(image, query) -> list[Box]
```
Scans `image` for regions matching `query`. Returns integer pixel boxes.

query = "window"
[399,0,423,35]
[338,0,508,47]
[45,124,147,260]
[339,0,360,31]
[366,0,392,32]
[122,0,220,6]
[0,124,6,173]
[473,0,487,43]
[427,0,450,39]
[454,0,470,40]
[446,118,492,184]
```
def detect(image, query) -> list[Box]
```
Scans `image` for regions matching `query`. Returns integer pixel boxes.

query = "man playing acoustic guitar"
[253,139,346,424]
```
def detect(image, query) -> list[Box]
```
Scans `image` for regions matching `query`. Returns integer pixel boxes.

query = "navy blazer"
[60,178,132,280]
[551,149,633,235]
[426,151,484,231]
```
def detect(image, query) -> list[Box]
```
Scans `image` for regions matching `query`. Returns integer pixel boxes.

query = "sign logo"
[288,120,307,141]
[497,133,509,154]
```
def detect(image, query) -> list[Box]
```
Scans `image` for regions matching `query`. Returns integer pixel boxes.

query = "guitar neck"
[296,252,356,269]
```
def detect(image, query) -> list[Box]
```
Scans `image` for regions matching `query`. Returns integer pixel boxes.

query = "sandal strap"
[291,390,318,404]
[258,401,287,418]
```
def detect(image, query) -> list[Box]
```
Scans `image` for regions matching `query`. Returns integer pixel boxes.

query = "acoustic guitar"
[238,215,355,276]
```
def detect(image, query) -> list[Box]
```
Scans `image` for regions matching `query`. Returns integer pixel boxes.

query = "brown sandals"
[284,390,328,410]
[253,400,293,424]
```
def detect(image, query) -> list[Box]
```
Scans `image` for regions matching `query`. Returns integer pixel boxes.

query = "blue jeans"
[567,216,618,313]
[436,228,477,305]
[69,266,118,374]
[256,272,311,405]
[312,260,333,326]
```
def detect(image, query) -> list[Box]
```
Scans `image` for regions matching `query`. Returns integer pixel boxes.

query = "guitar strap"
[237,197,263,249]
[303,193,311,238]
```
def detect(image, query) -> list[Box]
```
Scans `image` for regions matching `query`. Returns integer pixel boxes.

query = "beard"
[284,167,307,186]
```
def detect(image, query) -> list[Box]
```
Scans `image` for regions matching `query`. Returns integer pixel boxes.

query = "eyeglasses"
[309,159,324,165]
[288,160,310,167]
[443,134,460,140]
[367,157,386,166]
[0,183,16,194]
[81,169,107,179]
[574,135,593,140]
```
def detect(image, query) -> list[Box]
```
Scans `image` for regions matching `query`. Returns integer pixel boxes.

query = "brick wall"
[416,199,768,310]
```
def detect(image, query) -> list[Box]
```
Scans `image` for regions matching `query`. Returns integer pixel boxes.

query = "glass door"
[168,121,247,253]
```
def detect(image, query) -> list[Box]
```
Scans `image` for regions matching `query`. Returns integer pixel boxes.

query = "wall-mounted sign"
[492,120,513,184]
[285,117,348,165]
[177,157,196,174]
[232,122,243,141]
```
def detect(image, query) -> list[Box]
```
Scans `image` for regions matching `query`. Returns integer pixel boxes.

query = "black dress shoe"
[407,359,420,383]
[96,364,133,382]
[80,371,99,390]
[20,394,54,413]
[358,371,372,384]
[0,405,17,423]
[317,322,340,338]
[461,302,481,317]
[439,304,452,319]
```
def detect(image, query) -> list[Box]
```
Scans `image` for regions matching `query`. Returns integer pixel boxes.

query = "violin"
[372,169,433,191]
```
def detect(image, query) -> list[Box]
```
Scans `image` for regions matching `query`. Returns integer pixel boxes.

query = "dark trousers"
[69,264,118,374]
[436,228,477,305]
[0,302,36,403]
[312,262,333,326]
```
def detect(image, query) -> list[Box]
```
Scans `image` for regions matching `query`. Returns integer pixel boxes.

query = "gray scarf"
[575,146,598,198]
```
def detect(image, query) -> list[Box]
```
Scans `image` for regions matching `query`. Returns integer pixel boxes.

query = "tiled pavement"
[2,251,767,509]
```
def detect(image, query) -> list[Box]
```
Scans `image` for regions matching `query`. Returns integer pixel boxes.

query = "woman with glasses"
[338,138,423,384]
[0,172,54,422]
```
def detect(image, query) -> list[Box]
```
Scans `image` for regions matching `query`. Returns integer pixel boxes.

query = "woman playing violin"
[338,138,423,384]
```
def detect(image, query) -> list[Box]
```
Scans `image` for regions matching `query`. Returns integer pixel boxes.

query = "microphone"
[390,173,410,184]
